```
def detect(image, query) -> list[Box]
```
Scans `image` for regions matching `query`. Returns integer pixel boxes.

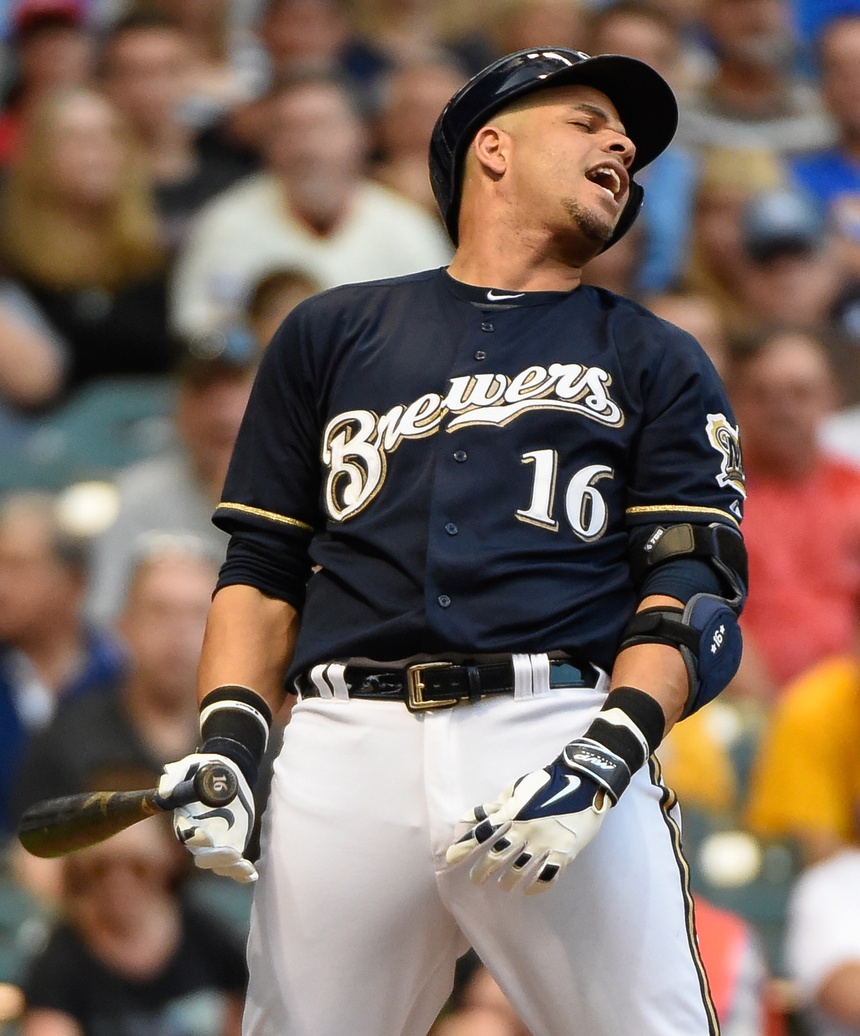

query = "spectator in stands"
[0,491,124,838]
[790,14,860,278]
[648,290,729,377]
[171,69,451,337]
[694,896,778,1036]
[86,329,259,624]
[0,286,66,410]
[20,814,247,1036]
[745,609,860,863]
[0,87,175,395]
[435,959,530,1036]
[679,0,834,154]
[432,1010,524,1036]
[684,145,784,332]
[371,58,467,215]
[13,534,217,826]
[488,0,588,57]
[784,848,860,1036]
[735,188,855,334]
[243,266,322,348]
[147,0,262,126]
[0,0,95,166]
[99,12,250,252]
[728,328,860,700]
[589,0,698,295]
[356,0,489,74]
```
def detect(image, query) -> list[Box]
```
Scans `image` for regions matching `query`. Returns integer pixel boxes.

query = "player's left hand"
[445,743,618,895]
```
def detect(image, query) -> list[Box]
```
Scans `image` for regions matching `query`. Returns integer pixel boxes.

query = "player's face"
[495,84,635,259]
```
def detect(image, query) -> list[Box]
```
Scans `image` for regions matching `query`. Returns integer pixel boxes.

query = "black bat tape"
[17,761,239,859]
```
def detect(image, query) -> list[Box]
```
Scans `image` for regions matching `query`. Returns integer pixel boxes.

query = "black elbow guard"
[624,522,748,715]
[620,597,742,716]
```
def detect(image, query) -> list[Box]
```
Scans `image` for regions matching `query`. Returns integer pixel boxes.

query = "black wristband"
[601,686,666,754]
[199,685,273,787]
[581,686,666,777]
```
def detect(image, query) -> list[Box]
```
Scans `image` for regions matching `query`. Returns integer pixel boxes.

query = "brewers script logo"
[706,413,745,497]
[322,363,622,521]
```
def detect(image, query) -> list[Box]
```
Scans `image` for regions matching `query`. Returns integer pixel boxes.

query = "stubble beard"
[562,197,615,247]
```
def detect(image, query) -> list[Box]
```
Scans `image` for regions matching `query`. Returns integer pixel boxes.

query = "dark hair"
[0,490,90,574]
[98,9,183,74]
[727,323,830,374]
[246,267,321,320]
[266,65,364,119]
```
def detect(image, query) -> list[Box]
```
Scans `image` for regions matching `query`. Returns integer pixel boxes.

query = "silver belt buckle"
[406,661,458,711]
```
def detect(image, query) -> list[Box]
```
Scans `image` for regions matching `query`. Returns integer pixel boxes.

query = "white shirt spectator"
[171,172,452,336]
[786,848,860,1036]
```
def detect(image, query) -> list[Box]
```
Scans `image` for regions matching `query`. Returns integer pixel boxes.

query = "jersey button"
[453,450,468,462]
[480,321,495,332]
[474,349,486,361]
[444,522,458,535]
[437,594,451,608]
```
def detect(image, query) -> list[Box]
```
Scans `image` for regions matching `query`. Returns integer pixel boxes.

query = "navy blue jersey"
[214,268,745,680]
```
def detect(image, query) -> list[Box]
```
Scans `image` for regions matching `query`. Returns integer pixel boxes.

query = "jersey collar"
[440,268,580,308]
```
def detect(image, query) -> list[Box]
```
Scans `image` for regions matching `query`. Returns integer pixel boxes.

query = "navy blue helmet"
[429,48,679,249]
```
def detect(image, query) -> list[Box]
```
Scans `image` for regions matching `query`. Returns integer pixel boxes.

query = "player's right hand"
[446,739,628,894]
[159,752,257,883]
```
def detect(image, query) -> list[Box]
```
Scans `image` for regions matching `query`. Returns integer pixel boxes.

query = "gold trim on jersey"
[648,756,721,1036]
[625,504,740,528]
[216,501,314,533]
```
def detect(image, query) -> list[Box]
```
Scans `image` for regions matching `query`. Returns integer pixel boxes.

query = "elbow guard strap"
[619,595,742,717]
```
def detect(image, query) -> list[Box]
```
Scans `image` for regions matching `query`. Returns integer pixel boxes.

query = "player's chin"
[561,198,616,258]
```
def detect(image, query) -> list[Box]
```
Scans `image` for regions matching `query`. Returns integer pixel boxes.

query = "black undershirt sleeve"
[215,527,313,611]
[639,557,723,604]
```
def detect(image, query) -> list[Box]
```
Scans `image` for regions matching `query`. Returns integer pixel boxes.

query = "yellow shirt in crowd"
[745,656,860,848]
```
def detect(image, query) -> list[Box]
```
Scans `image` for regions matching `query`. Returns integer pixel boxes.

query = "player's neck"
[447,243,584,294]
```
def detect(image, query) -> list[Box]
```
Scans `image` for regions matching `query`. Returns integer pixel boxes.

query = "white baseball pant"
[242,661,719,1036]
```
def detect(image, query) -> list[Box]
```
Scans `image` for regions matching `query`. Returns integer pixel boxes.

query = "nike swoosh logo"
[192,807,235,829]
[486,290,525,301]
[541,774,582,809]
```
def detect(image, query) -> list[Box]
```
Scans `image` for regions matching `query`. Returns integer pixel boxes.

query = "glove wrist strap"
[566,686,666,804]
[199,685,273,787]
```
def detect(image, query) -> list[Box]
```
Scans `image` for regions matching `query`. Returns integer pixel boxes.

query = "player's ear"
[470,125,510,180]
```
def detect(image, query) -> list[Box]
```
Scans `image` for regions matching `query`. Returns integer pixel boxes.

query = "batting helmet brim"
[429,48,679,245]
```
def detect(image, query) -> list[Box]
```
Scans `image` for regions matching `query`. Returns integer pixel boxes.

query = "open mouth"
[585,163,628,203]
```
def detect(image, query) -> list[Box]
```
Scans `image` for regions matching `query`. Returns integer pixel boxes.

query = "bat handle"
[163,761,240,810]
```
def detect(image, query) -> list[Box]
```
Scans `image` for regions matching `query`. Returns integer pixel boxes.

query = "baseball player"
[159,48,748,1036]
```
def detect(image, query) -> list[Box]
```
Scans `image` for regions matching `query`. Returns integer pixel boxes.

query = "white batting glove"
[446,740,627,894]
[159,752,258,883]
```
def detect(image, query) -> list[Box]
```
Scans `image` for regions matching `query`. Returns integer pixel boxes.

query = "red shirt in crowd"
[740,453,860,689]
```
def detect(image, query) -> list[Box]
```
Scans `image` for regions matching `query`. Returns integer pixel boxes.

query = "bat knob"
[194,762,239,806]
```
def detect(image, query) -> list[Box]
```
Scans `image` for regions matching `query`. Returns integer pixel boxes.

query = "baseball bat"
[17,761,239,859]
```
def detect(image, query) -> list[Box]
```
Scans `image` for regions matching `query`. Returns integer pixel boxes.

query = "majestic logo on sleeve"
[706,413,746,498]
[322,364,623,521]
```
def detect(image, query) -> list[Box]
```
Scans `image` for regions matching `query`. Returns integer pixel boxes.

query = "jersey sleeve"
[625,324,745,531]
[213,301,323,547]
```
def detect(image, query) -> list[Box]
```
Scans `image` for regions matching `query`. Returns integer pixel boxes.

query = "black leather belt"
[298,657,599,711]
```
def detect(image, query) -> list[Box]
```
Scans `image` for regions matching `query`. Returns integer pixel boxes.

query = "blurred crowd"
[0,0,858,1034]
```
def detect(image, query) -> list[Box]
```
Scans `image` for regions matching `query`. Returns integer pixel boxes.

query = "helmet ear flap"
[599,181,644,253]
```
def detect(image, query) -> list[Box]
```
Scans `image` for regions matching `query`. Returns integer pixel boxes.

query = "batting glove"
[159,752,258,883]
[446,740,626,893]
[446,686,666,894]
[162,685,272,884]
